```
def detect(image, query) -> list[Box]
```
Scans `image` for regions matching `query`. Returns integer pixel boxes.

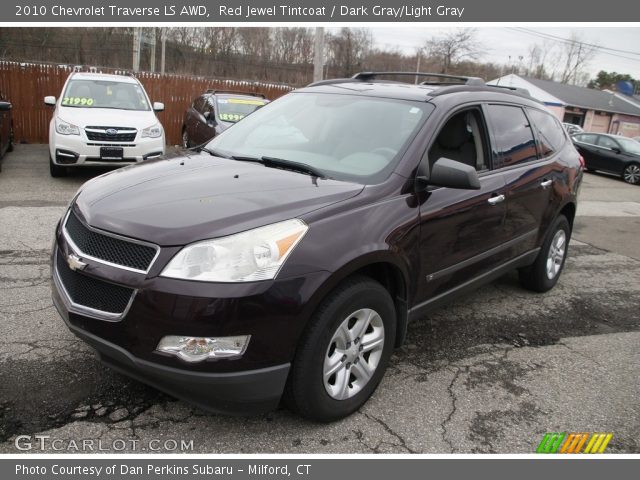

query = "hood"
[57,106,158,129]
[74,152,364,246]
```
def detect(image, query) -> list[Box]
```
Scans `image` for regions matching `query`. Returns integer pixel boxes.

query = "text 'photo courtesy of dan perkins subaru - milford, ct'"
[0,0,639,479]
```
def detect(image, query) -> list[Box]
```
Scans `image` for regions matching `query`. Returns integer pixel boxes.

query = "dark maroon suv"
[51,72,582,422]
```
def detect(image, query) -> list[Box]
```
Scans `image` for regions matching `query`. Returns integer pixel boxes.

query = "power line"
[515,27,640,56]
[507,27,640,64]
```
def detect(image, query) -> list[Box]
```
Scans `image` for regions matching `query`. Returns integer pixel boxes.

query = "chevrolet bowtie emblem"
[67,253,87,271]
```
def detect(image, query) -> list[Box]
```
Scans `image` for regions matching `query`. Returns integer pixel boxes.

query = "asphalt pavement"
[0,145,638,453]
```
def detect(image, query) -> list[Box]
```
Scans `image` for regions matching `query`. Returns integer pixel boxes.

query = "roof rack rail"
[352,71,485,86]
[486,84,531,96]
[205,89,266,98]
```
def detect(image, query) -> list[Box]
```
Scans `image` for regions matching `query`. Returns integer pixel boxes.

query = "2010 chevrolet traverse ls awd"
[52,73,582,422]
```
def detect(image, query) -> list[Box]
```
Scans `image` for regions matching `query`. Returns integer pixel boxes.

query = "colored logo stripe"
[584,433,613,454]
[536,433,565,453]
[537,433,613,453]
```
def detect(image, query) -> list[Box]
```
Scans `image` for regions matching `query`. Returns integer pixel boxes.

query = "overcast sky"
[365,27,640,80]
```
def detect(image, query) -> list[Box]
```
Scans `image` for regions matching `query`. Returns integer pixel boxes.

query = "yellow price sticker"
[227,98,266,106]
[62,97,94,106]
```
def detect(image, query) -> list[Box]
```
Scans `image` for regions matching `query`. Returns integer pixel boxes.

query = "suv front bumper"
[54,293,290,414]
[50,134,165,167]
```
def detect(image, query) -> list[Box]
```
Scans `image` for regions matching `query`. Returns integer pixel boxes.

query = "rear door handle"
[540,179,553,188]
[487,194,505,205]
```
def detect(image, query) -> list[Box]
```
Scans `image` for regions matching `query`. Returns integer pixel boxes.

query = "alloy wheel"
[623,164,640,185]
[546,230,566,280]
[323,308,385,400]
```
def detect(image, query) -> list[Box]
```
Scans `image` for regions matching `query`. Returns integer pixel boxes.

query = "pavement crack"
[441,366,464,453]
[361,412,417,453]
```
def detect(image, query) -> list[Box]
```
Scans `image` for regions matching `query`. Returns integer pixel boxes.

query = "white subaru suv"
[45,72,165,177]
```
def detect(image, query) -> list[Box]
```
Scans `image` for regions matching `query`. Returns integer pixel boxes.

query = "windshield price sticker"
[219,113,245,122]
[62,97,94,106]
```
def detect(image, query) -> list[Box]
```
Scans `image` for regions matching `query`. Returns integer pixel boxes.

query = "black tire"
[622,162,640,185]
[7,125,13,152]
[519,215,571,293]
[284,276,396,422]
[49,155,66,177]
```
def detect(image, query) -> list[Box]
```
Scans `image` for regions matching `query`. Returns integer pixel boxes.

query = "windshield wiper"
[231,155,326,178]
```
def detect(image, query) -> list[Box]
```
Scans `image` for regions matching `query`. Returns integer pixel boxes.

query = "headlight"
[55,117,80,135]
[161,219,308,282]
[141,123,163,138]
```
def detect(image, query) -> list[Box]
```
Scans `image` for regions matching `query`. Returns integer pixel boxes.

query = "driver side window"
[428,108,490,173]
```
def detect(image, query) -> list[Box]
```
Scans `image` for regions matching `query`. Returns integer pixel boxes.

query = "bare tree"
[327,28,372,77]
[425,28,482,74]
[558,33,597,85]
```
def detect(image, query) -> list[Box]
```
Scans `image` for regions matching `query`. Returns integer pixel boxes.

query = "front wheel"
[284,276,396,422]
[622,163,640,185]
[520,215,570,292]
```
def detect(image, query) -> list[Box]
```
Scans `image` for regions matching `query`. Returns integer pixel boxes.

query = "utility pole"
[160,28,166,74]
[313,27,324,82]
[132,27,141,72]
[415,48,422,84]
[150,30,157,73]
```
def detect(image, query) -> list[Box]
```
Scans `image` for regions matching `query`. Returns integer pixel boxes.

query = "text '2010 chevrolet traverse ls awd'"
[52,72,582,422]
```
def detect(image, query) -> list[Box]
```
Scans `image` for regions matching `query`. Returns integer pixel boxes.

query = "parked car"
[52,72,582,421]
[572,132,640,185]
[0,98,13,170]
[562,122,583,136]
[45,72,166,177]
[182,90,269,148]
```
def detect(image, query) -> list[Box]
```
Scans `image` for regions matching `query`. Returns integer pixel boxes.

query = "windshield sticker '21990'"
[62,97,94,106]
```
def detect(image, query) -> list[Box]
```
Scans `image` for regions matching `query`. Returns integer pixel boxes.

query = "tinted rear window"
[486,105,538,167]
[528,108,566,157]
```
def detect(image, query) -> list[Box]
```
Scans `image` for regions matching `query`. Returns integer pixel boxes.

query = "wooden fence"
[0,61,294,145]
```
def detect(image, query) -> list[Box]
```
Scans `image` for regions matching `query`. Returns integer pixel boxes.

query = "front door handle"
[487,194,505,205]
[540,179,553,188]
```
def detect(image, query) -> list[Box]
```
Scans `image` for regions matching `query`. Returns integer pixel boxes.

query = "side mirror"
[612,147,621,154]
[416,157,481,191]
[153,102,165,112]
[0,102,11,111]
[44,96,56,106]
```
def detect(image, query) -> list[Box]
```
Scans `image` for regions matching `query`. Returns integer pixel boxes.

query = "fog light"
[156,335,250,362]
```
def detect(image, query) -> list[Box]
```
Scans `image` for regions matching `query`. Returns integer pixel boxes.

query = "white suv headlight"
[55,117,80,136]
[141,123,163,138]
[161,219,308,282]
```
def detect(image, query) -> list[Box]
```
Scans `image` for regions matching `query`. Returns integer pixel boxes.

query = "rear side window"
[528,108,566,157]
[575,134,597,145]
[486,105,538,167]
[597,136,619,149]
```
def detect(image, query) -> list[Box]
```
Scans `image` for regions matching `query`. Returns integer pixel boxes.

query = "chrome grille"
[85,126,137,142]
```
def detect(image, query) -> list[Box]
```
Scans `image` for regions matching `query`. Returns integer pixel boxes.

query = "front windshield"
[206,92,431,183]
[618,137,640,155]
[216,97,268,123]
[61,79,150,111]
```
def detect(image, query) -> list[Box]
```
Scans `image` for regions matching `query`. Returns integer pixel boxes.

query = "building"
[488,74,640,138]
